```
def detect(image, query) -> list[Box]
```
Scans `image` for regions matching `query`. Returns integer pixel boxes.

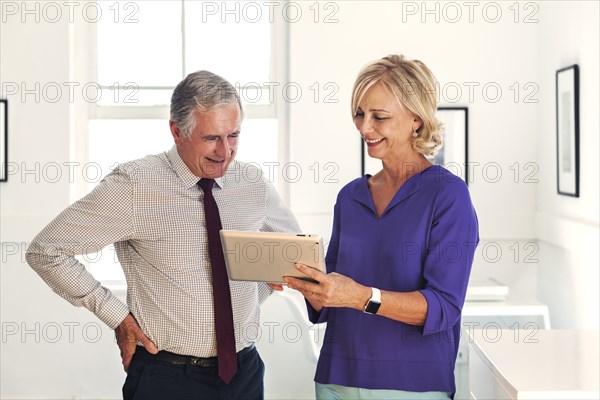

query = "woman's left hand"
[284,263,371,311]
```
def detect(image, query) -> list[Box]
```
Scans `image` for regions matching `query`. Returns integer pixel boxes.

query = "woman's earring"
[412,128,419,138]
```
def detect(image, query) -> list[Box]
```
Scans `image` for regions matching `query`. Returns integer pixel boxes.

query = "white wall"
[0,8,72,239]
[0,7,127,399]
[1,1,598,399]
[534,1,600,329]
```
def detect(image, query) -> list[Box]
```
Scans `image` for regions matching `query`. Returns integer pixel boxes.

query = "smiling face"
[354,82,422,164]
[170,103,241,179]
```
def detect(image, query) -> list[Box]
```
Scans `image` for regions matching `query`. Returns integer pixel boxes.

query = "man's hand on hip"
[115,313,158,372]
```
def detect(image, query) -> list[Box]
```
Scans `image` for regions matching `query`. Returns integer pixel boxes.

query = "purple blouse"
[308,165,479,393]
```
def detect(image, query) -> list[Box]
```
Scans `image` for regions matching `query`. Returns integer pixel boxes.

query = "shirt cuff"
[419,289,444,335]
[95,293,130,329]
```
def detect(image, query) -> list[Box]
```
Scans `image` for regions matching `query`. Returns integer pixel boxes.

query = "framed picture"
[361,106,469,184]
[556,64,579,197]
[0,99,7,182]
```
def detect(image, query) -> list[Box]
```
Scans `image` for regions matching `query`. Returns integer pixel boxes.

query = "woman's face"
[354,82,421,163]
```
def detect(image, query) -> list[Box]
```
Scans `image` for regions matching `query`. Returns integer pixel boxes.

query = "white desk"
[463,294,551,329]
[468,329,599,399]
[455,295,551,399]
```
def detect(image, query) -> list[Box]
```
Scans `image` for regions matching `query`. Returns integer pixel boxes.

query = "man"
[26,71,300,400]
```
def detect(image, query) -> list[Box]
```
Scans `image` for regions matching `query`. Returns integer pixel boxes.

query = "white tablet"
[219,230,326,283]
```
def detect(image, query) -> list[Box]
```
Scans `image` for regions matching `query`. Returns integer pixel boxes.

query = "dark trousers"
[123,346,264,400]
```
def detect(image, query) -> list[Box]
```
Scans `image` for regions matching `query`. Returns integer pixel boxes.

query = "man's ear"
[170,120,183,144]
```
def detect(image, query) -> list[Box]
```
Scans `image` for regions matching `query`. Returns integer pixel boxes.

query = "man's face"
[170,104,241,179]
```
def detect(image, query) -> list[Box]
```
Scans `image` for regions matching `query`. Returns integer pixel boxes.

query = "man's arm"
[259,179,301,300]
[25,166,136,328]
[26,166,159,370]
[261,179,301,234]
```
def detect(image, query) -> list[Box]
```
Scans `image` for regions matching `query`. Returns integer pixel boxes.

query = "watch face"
[365,301,381,314]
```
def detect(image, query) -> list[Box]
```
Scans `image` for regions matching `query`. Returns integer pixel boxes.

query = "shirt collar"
[167,145,224,190]
[353,166,437,217]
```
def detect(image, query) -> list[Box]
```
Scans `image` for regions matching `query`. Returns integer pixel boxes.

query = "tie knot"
[198,178,215,193]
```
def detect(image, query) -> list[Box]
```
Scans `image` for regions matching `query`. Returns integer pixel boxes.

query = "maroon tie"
[198,178,237,384]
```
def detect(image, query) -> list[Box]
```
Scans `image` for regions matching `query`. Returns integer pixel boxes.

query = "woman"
[283,55,479,399]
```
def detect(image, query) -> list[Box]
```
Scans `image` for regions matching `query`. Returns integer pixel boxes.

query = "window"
[84,1,289,281]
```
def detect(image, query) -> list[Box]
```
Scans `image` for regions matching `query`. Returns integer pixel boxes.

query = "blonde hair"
[351,54,443,156]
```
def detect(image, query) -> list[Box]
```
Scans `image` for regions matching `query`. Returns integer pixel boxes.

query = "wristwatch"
[363,287,381,314]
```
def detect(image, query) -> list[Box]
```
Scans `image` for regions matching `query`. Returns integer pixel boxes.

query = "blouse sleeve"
[419,181,479,335]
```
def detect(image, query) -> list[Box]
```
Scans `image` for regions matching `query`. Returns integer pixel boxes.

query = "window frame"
[85,0,291,200]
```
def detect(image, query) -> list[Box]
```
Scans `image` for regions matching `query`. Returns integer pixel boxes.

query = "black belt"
[134,345,255,368]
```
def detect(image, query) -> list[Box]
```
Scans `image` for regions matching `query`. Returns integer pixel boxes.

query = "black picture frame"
[556,64,580,197]
[0,99,7,182]
[361,106,469,185]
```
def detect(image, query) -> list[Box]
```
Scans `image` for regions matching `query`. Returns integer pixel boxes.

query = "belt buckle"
[190,356,215,368]
[190,357,202,366]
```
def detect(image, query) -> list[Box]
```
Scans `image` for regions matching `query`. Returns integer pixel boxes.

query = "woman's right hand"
[284,263,370,312]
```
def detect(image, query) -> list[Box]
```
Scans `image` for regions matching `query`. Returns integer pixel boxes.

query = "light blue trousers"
[315,382,452,400]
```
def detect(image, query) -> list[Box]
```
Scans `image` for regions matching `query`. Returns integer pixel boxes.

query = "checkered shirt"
[26,146,300,357]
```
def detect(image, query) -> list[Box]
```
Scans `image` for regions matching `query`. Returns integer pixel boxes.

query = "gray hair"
[170,71,243,139]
